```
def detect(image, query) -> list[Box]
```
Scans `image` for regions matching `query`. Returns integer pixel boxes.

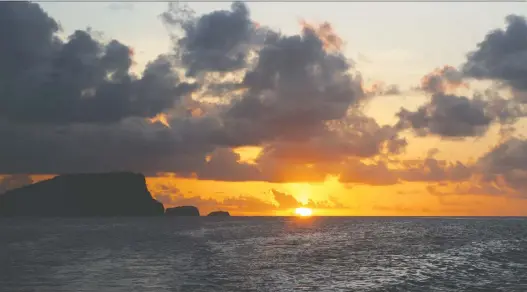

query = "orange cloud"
[147,113,171,128]
[300,19,343,52]
[420,65,469,94]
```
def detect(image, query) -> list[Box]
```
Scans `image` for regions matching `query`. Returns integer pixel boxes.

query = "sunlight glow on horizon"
[295,207,313,217]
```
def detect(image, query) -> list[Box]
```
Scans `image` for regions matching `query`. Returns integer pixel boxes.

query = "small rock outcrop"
[165,206,200,216]
[0,172,164,217]
[207,211,230,217]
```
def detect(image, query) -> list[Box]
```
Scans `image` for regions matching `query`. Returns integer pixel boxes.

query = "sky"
[2,1,527,216]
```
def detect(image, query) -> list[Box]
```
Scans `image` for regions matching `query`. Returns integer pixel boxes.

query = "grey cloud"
[0,119,216,175]
[339,160,399,185]
[420,66,465,94]
[0,1,409,181]
[219,28,367,147]
[243,112,407,183]
[482,89,527,124]
[404,15,527,142]
[462,15,527,92]
[163,2,259,77]
[396,93,493,138]
[362,79,401,97]
[398,65,497,138]
[196,148,262,181]
[399,158,472,183]
[421,138,527,197]
[257,112,407,162]
[426,182,507,197]
[0,2,197,125]
[271,189,299,209]
[476,138,527,191]
[339,157,471,186]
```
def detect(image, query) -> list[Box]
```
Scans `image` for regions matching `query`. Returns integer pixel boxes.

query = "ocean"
[1,217,526,291]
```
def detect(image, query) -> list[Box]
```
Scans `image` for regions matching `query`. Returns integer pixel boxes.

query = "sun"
[295,207,313,217]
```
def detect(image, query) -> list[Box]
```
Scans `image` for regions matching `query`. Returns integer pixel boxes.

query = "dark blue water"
[1,217,527,291]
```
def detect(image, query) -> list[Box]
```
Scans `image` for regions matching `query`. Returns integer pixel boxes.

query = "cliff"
[207,211,230,217]
[165,206,200,216]
[0,172,164,217]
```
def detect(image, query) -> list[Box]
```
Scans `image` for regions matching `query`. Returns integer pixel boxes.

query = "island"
[0,172,165,217]
[207,211,230,217]
[165,206,200,216]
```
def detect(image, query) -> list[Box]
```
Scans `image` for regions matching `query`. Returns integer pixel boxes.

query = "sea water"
[1,217,526,291]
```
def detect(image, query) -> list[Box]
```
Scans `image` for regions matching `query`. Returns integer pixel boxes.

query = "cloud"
[271,189,299,209]
[0,2,197,125]
[162,2,260,77]
[361,79,401,97]
[299,20,343,52]
[221,26,364,146]
[462,15,527,92]
[396,93,494,137]
[398,158,472,183]
[339,159,399,185]
[402,15,527,141]
[419,138,527,197]
[271,189,342,210]
[149,181,278,215]
[0,1,394,178]
[476,138,527,192]
[0,119,215,174]
[196,148,262,181]
[420,65,466,94]
[398,41,527,139]
[8,0,526,196]
[339,157,471,186]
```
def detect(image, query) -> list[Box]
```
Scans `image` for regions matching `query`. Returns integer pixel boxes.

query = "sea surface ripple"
[1,217,527,291]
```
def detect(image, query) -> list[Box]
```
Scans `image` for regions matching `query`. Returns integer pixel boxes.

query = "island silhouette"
[166,206,200,216]
[0,172,228,217]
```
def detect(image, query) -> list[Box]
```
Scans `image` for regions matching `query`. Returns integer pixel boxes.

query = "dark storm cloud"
[0,119,216,174]
[396,93,494,138]
[196,148,262,181]
[162,1,260,77]
[462,15,527,92]
[221,26,365,145]
[0,2,197,124]
[0,1,404,179]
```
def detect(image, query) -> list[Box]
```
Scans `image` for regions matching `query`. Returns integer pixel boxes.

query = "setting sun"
[295,207,313,217]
